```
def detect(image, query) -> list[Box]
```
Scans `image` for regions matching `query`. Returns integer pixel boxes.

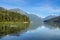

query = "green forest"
[0,7,30,22]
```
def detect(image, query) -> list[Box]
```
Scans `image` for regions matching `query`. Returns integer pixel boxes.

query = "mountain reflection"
[28,22,42,30]
[0,22,30,38]
[44,22,60,29]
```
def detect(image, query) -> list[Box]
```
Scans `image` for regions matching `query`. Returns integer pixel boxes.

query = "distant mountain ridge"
[43,15,57,21]
[10,8,42,22]
[9,8,27,15]
[43,15,60,23]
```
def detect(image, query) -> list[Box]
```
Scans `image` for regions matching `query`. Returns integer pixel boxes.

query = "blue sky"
[0,0,60,17]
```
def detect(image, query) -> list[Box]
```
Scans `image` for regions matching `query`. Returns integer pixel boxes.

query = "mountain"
[43,15,57,21]
[43,15,57,22]
[43,15,60,23]
[0,7,30,22]
[25,14,43,30]
[9,8,28,15]
[9,8,42,23]
[26,14,42,22]
[9,8,43,26]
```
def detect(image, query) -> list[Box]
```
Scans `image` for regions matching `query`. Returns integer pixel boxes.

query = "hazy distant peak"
[10,8,22,11]
[9,8,26,15]
[45,15,57,18]
[0,7,6,10]
[44,15,57,20]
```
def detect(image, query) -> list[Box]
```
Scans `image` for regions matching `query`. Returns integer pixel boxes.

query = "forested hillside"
[0,7,30,22]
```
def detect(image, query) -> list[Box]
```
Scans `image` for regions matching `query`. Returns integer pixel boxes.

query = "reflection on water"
[28,21,42,30]
[0,22,30,38]
[0,22,60,40]
[44,22,60,29]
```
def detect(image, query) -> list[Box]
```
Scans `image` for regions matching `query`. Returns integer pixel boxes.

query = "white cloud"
[29,0,60,15]
[30,4,60,14]
[27,4,60,17]
[31,4,60,13]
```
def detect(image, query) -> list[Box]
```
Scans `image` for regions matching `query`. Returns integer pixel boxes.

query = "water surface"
[0,22,60,40]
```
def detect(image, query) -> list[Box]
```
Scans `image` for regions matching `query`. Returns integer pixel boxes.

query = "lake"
[0,22,60,40]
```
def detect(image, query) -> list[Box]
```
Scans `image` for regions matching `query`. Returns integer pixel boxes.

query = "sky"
[0,0,60,17]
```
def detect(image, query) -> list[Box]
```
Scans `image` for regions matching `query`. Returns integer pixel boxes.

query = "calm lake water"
[0,22,60,40]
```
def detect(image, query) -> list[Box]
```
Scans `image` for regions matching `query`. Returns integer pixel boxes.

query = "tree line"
[0,7,30,22]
